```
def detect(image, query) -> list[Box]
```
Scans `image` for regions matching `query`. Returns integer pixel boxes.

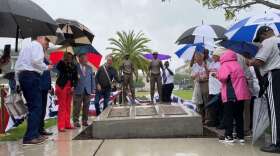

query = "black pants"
[266,70,280,145]
[39,90,48,133]
[162,83,174,103]
[224,100,244,138]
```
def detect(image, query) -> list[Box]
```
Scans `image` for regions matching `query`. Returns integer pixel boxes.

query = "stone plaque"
[136,106,157,116]
[160,105,187,115]
[108,107,130,118]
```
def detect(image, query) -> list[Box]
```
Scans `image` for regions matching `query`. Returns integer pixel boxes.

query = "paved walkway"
[0,126,279,156]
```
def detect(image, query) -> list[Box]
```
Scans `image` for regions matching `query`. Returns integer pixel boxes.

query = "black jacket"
[95,65,120,90]
[55,60,78,88]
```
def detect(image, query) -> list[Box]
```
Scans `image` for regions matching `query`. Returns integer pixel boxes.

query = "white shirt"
[191,63,208,80]
[255,36,280,76]
[15,41,47,74]
[208,61,221,95]
[162,68,174,84]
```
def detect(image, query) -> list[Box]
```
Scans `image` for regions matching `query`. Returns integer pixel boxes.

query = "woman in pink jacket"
[218,49,251,143]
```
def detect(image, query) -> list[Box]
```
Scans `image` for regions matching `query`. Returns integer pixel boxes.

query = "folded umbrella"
[0,0,58,51]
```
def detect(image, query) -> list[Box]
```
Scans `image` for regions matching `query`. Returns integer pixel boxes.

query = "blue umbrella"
[226,12,280,42]
[175,43,214,61]
[219,40,259,58]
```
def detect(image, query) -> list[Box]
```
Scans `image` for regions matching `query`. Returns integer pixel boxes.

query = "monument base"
[90,104,203,139]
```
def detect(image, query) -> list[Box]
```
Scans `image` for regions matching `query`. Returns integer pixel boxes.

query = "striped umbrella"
[176,24,226,44]
[175,43,215,61]
[225,12,280,42]
[56,18,94,45]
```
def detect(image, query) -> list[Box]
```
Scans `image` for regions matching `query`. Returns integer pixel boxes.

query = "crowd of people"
[191,26,280,153]
[10,36,175,146]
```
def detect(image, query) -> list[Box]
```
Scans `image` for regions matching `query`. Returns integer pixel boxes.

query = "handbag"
[5,93,27,119]
[103,65,112,88]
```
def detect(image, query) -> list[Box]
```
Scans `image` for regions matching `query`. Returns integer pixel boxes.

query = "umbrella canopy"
[176,25,226,44]
[49,45,102,69]
[0,0,58,50]
[219,40,259,58]
[56,18,94,44]
[144,53,171,60]
[175,43,215,61]
[225,12,280,42]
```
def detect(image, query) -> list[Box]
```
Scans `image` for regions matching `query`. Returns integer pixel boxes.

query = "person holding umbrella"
[147,52,165,103]
[248,26,280,153]
[15,36,53,145]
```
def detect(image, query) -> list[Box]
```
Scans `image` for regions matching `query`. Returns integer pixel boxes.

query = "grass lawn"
[136,90,193,100]
[0,118,57,141]
[173,90,193,100]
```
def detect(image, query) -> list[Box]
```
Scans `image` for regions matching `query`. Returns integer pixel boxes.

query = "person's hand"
[97,84,101,91]
[47,65,53,70]
[146,77,149,83]
[247,59,254,66]
[211,73,216,78]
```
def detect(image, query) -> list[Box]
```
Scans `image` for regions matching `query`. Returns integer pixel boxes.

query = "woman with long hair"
[55,52,78,132]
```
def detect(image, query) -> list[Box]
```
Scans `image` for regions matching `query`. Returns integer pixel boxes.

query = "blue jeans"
[94,89,111,116]
[19,71,42,141]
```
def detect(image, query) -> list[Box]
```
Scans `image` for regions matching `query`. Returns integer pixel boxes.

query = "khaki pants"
[198,81,209,123]
[243,100,251,134]
[123,74,135,104]
[150,74,162,102]
[73,93,91,123]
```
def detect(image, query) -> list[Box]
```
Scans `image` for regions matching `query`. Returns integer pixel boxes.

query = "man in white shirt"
[249,26,280,153]
[162,61,174,103]
[15,36,53,145]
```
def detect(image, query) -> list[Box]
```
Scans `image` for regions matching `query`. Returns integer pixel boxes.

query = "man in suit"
[73,53,95,127]
[39,46,53,136]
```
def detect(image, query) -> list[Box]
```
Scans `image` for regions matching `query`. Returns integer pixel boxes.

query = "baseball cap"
[253,26,273,42]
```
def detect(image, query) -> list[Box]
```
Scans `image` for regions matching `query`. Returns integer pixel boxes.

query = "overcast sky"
[0,0,276,69]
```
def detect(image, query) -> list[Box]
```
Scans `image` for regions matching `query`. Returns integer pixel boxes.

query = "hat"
[152,51,158,55]
[213,47,226,56]
[253,26,273,42]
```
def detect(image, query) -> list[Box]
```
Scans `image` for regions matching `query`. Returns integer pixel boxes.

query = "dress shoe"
[74,122,81,128]
[82,122,89,127]
[40,130,53,136]
[65,126,76,130]
[23,137,46,146]
[261,144,280,153]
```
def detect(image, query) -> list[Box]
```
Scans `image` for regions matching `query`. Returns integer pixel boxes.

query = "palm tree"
[107,30,152,77]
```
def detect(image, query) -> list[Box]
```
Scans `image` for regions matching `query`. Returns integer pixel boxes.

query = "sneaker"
[23,137,46,146]
[219,136,234,143]
[234,137,245,143]
[260,144,280,154]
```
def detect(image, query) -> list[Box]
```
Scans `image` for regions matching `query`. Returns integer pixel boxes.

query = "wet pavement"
[0,126,279,156]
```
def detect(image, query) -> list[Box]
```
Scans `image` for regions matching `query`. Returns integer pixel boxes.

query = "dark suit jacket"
[40,58,51,91]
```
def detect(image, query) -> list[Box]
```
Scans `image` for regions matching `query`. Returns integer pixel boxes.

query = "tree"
[107,30,152,77]
[195,0,280,20]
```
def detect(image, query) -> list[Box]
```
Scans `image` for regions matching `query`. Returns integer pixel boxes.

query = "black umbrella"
[56,18,94,45]
[176,25,226,45]
[0,0,58,51]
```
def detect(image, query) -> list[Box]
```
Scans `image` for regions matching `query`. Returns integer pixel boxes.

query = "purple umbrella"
[144,53,171,60]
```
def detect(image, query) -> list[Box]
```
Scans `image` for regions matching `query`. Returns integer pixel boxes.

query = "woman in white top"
[191,53,209,123]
